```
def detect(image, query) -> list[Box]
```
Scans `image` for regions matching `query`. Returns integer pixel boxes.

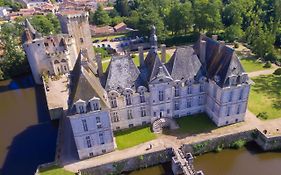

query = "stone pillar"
[96,53,103,77]
[200,40,206,62]
[138,46,144,67]
[212,35,218,41]
[161,44,166,63]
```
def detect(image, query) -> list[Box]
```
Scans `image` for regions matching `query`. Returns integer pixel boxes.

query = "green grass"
[175,113,216,134]
[39,166,74,175]
[240,57,268,72]
[248,75,281,119]
[92,34,127,41]
[114,125,156,150]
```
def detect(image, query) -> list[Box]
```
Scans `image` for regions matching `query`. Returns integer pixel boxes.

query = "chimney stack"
[96,53,103,77]
[200,40,206,62]
[138,46,144,67]
[212,35,218,41]
[161,44,166,63]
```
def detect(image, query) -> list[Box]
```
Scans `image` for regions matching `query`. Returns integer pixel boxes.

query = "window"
[187,99,192,108]
[112,112,119,122]
[187,85,192,94]
[99,132,105,145]
[226,106,231,116]
[127,109,133,119]
[64,66,67,71]
[175,86,180,97]
[198,96,203,106]
[96,116,101,123]
[141,107,146,117]
[93,102,99,111]
[82,119,88,131]
[159,90,164,101]
[174,100,180,110]
[86,136,91,148]
[96,116,102,128]
[129,124,134,128]
[153,112,156,117]
[237,104,241,114]
[229,91,233,102]
[200,83,204,92]
[239,88,243,100]
[142,121,147,125]
[139,91,145,103]
[167,109,170,114]
[125,93,132,106]
[80,38,84,43]
[89,152,94,157]
[110,97,117,108]
[79,105,85,113]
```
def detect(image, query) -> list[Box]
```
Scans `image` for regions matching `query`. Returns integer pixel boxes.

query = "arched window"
[54,60,60,64]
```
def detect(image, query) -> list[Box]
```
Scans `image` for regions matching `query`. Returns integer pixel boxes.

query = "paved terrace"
[44,75,69,111]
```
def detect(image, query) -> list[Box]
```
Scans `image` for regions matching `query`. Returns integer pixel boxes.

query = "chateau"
[23,11,250,160]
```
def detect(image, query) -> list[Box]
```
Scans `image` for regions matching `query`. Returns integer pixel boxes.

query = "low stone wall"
[182,130,255,155]
[255,131,281,151]
[79,148,174,175]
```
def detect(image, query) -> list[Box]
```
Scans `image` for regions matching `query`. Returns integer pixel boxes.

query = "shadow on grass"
[251,75,281,110]
[162,113,217,139]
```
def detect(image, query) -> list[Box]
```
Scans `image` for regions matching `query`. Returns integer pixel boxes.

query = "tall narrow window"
[125,94,132,106]
[198,96,203,106]
[229,91,233,102]
[187,98,192,108]
[79,106,85,113]
[175,86,180,97]
[200,83,204,92]
[140,91,145,103]
[112,112,119,122]
[99,132,105,145]
[237,104,241,114]
[127,109,133,119]
[96,116,101,123]
[86,136,91,148]
[174,100,180,110]
[93,102,99,110]
[227,106,231,116]
[159,90,164,101]
[141,107,146,117]
[110,97,117,108]
[187,85,192,94]
[96,116,102,129]
[82,119,88,131]
[239,88,243,100]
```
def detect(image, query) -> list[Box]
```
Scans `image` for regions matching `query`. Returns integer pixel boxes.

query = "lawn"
[240,57,268,72]
[92,34,127,41]
[114,125,157,150]
[248,75,281,119]
[175,113,216,134]
[39,166,74,175]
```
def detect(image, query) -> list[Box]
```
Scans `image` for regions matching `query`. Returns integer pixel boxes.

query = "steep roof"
[104,55,140,91]
[166,46,204,81]
[22,19,42,43]
[194,35,246,87]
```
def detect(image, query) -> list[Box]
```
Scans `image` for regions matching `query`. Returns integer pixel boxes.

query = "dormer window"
[125,93,132,106]
[139,91,145,103]
[90,98,100,111]
[110,97,117,108]
[75,99,86,114]
[240,73,248,84]
[79,106,85,113]
[229,75,237,86]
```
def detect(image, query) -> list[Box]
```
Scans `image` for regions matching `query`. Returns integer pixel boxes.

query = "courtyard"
[248,74,281,119]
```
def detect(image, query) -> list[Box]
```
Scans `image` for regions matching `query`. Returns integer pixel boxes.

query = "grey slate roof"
[193,35,246,87]
[165,46,204,81]
[104,55,140,91]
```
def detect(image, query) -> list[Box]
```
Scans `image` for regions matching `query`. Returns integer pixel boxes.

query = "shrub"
[234,42,239,48]
[263,61,272,68]
[273,68,281,75]
[257,112,269,120]
[231,139,247,149]
[214,144,224,153]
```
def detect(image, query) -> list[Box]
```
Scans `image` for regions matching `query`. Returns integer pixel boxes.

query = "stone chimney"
[212,35,218,41]
[219,40,225,52]
[96,53,103,77]
[138,46,144,67]
[161,44,166,63]
[200,40,206,62]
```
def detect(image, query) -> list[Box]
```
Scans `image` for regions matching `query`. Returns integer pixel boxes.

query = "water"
[0,76,58,175]
[128,162,173,175]
[194,143,281,175]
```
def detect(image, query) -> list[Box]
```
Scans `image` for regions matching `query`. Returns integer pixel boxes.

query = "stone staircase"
[152,117,179,133]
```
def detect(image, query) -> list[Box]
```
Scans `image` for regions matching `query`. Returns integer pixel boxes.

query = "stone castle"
[23,11,251,160]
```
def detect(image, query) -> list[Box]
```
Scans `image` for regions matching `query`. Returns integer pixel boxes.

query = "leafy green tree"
[90,4,111,26]
[30,15,55,35]
[252,27,275,57]
[46,13,61,34]
[125,10,139,29]
[224,25,244,42]
[115,0,130,17]
[193,0,223,33]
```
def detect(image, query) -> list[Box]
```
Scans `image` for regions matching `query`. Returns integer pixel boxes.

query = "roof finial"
[150,25,157,52]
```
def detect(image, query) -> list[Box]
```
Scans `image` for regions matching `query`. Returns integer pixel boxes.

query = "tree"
[193,0,223,33]
[125,10,139,29]
[46,13,61,34]
[30,15,55,35]
[115,0,130,17]
[224,25,244,42]
[90,4,111,26]
[0,22,29,79]
[252,27,275,58]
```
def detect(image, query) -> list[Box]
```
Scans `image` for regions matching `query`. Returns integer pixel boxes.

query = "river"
[0,76,58,175]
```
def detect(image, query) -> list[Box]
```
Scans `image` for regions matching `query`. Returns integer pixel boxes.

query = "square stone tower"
[57,10,95,61]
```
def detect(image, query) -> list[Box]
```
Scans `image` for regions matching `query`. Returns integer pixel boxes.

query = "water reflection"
[0,76,58,175]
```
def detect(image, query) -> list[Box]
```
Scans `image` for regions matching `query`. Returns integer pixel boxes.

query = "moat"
[0,76,281,175]
[0,76,58,175]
